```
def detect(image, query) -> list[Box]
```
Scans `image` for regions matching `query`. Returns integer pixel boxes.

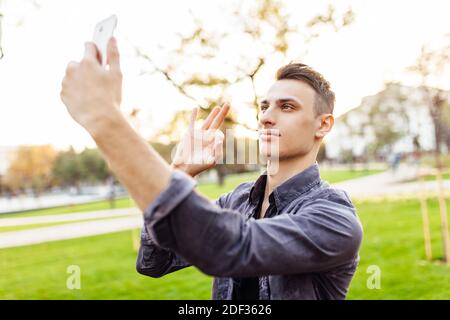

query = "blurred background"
[0,0,449,299]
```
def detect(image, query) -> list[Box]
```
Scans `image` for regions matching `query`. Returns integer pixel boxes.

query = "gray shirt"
[136,163,363,300]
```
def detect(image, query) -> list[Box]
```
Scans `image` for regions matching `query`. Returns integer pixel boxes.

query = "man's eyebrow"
[259,97,303,106]
[277,97,303,106]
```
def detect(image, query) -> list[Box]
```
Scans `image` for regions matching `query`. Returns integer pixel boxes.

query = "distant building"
[325,83,449,160]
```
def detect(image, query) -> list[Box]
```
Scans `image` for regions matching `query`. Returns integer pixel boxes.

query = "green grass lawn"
[402,172,450,183]
[347,197,450,299]
[0,197,134,220]
[0,230,211,299]
[420,172,450,182]
[2,192,450,299]
[320,169,384,184]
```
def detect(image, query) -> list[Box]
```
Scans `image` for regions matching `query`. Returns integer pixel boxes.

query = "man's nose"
[258,106,277,127]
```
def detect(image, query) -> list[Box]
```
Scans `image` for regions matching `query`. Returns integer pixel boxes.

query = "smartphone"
[92,14,118,67]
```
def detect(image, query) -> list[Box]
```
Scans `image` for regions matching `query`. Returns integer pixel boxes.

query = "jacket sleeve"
[143,170,363,278]
[136,171,228,278]
[135,225,191,278]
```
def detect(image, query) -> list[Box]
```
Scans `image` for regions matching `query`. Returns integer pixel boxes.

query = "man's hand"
[60,37,123,134]
[171,104,230,177]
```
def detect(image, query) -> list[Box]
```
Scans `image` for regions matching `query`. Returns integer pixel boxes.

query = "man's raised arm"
[60,38,230,278]
[61,38,228,211]
[61,38,172,211]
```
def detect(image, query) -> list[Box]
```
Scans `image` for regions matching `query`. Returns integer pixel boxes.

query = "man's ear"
[315,113,334,139]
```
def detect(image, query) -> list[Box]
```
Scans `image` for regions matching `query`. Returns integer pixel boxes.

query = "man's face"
[258,79,320,161]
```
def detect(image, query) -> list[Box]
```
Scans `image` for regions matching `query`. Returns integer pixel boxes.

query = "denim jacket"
[136,163,363,300]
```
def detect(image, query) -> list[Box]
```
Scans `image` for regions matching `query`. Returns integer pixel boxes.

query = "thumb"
[84,42,98,62]
[107,37,121,73]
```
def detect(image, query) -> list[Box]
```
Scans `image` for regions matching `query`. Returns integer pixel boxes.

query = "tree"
[5,145,57,195]
[134,1,354,183]
[407,36,450,264]
[0,0,42,60]
[78,148,110,183]
[0,7,3,59]
[408,37,450,168]
[51,147,82,192]
[339,82,411,162]
[52,147,114,192]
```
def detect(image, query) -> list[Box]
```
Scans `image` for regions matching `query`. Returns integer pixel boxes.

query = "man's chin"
[260,147,307,161]
[258,151,281,174]
[259,150,280,162]
[259,136,284,167]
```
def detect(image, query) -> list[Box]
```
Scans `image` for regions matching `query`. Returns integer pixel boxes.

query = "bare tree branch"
[134,1,355,142]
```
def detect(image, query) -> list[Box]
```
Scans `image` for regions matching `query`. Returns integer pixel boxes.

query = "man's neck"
[264,151,317,200]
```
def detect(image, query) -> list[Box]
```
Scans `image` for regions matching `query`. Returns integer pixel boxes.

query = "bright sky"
[0,0,449,151]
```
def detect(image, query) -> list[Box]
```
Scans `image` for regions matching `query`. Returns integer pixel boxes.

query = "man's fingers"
[189,107,198,131]
[214,141,223,163]
[65,61,79,76]
[213,130,224,149]
[213,131,224,164]
[84,42,98,62]
[210,103,230,130]
[107,37,121,73]
[201,106,220,130]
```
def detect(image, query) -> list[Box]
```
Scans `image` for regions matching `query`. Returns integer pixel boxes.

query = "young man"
[60,38,363,300]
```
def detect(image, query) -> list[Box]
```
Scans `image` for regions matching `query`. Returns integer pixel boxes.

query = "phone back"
[92,15,117,67]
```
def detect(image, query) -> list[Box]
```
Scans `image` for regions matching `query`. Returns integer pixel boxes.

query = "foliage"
[5,145,57,194]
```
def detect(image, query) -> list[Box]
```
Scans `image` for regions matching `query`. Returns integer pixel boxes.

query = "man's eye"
[260,105,268,111]
[281,104,294,110]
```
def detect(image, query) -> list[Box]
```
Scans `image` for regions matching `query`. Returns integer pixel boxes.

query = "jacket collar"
[249,162,321,211]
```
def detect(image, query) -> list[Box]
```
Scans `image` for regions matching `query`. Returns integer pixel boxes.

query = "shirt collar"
[249,162,321,211]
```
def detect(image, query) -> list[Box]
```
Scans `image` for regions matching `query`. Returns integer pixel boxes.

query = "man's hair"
[276,62,335,115]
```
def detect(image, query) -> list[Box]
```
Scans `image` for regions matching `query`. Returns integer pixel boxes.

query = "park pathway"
[0,211,142,249]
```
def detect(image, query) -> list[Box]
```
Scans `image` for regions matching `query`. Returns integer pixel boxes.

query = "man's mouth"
[258,129,281,141]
